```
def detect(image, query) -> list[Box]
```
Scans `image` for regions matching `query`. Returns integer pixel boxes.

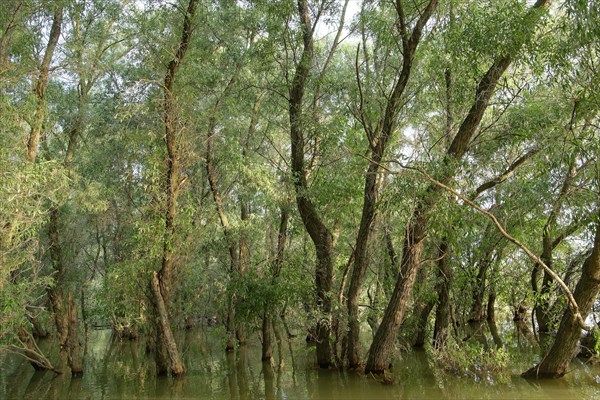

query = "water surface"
[1,328,600,399]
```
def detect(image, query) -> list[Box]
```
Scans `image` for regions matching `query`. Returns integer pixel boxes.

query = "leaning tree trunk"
[345,0,439,369]
[364,0,552,374]
[523,218,600,379]
[150,0,198,377]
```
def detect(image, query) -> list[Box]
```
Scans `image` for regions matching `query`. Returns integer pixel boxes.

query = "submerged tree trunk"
[346,0,439,369]
[150,272,184,376]
[150,0,198,377]
[523,218,600,379]
[66,292,83,377]
[365,1,552,374]
[16,328,58,373]
[288,0,335,368]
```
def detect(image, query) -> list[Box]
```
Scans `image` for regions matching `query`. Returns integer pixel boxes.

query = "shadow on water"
[3,327,600,399]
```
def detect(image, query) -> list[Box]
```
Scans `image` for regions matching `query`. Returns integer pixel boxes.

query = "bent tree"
[365,0,553,375]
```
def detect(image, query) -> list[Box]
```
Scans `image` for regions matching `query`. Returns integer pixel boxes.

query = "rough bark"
[25,5,63,163]
[346,0,439,369]
[151,0,198,377]
[523,217,600,378]
[66,292,83,377]
[151,272,185,376]
[364,0,552,375]
[365,199,430,374]
[288,0,335,368]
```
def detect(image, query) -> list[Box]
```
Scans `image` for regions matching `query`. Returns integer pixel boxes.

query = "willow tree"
[345,0,439,369]
[365,0,554,375]
[150,0,198,377]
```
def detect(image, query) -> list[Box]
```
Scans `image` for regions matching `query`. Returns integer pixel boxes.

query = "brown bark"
[25,5,63,163]
[365,199,429,374]
[346,0,439,369]
[151,0,198,377]
[288,0,335,368]
[413,299,435,348]
[365,0,552,375]
[523,217,600,378]
[66,291,83,377]
[151,272,185,376]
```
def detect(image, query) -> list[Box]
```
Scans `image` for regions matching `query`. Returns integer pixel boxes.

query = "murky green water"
[2,328,600,399]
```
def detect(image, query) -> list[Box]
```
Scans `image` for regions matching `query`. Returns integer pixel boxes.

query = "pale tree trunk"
[346,0,439,369]
[151,0,198,377]
[523,216,600,378]
[365,0,552,375]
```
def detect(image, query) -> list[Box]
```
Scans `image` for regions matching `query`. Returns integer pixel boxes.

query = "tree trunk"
[66,291,83,377]
[486,289,503,348]
[262,313,272,362]
[470,255,492,322]
[345,0,439,370]
[433,241,451,349]
[288,0,334,368]
[150,272,185,376]
[16,327,58,372]
[364,0,555,373]
[365,203,429,374]
[25,5,63,163]
[150,0,198,376]
[523,219,600,379]
[413,299,435,348]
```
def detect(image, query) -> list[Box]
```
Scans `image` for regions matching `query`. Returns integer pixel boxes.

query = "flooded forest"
[1,0,600,398]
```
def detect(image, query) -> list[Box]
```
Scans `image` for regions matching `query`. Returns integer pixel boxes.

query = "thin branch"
[393,162,588,331]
